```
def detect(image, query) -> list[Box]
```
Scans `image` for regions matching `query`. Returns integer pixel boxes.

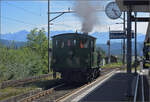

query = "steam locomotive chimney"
[75,30,78,34]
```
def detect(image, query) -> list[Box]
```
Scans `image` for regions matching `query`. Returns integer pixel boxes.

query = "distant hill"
[1,30,146,44]
[0,39,26,47]
[1,30,29,42]
[97,42,144,56]
[0,39,144,56]
[1,30,145,56]
[1,30,74,42]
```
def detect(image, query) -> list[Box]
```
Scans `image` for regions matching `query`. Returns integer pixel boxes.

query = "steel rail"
[18,68,118,102]
[19,83,65,102]
[141,75,145,102]
[133,74,140,102]
[56,69,118,102]
[0,73,57,89]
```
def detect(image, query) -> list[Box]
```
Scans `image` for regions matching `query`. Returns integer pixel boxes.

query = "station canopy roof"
[116,0,150,12]
[145,22,150,42]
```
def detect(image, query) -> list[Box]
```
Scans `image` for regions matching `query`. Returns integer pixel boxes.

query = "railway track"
[19,68,119,102]
[0,73,60,89]
[133,73,147,102]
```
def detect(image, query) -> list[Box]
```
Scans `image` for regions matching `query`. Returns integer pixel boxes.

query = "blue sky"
[1,0,149,34]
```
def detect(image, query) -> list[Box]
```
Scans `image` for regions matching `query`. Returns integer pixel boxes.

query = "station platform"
[80,73,137,102]
[143,69,150,102]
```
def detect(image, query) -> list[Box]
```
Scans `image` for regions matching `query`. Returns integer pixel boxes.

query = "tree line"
[0,28,50,82]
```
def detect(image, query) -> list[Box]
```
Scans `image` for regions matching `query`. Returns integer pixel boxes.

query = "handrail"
[133,74,140,102]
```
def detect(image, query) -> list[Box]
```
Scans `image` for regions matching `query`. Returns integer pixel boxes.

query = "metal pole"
[50,12,65,22]
[123,12,126,70]
[127,7,132,73]
[134,12,137,74]
[108,27,111,64]
[121,40,123,56]
[0,0,1,45]
[48,0,50,73]
[109,41,111,64]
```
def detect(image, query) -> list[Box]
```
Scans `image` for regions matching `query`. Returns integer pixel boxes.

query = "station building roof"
[145,23,150,42]
[116,0,150,12]
[116,0,150,42]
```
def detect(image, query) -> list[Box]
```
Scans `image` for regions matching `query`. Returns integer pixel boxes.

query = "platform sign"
[109,30,134,39]
[109,31,126,39]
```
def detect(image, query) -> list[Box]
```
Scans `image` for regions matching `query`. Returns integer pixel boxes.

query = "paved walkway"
[80,73,136,102]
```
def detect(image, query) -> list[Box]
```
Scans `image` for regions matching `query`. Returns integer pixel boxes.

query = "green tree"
[27,28,49,73]
[0,28,51,81]
[96,47,106,58]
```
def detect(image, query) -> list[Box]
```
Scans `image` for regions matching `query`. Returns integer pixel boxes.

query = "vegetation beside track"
[102,62,141,72]
[0,87,36,101]
[0,78,62,101]
[0,28,53,82]
[101,62,123,69]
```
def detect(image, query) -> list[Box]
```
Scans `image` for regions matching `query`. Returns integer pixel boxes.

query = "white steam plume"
[74,0,100,34]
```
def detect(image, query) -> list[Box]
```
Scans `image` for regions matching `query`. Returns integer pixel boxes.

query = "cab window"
[67,39,76,47]
[73,39,76,46]
[84,40,89,48]
[91,40,94,51]
[55,40,64,48]
[80,40,84,48]
[80,39,90,48]
[55,40,58,47]
[68,40,71,47]
[61,41,64,48]
[91,40,94,48]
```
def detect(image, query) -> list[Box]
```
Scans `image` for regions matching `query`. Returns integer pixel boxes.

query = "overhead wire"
[2,0,113,33]
[5,2,42,17]
[2,2,43,31]
[1,16,38,26]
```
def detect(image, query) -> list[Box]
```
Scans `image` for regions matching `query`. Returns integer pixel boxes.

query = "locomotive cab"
[51,33,100,83]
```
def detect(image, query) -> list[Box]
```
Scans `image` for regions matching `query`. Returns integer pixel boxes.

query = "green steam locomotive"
[51,33,101,83]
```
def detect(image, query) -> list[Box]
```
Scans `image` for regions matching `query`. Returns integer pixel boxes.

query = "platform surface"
[144,71,150,102]
[80,73,136,102]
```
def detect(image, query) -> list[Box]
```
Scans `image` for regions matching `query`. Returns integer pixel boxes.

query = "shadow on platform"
[80,73,137,102]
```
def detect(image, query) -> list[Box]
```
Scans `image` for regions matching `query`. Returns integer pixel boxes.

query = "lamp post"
[48,0,50,73]
[134,12,137,74]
